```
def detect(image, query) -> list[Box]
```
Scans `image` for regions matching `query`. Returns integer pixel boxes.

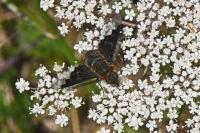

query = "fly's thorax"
[84,50,102,67]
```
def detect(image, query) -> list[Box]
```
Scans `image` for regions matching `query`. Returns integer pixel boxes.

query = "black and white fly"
[62,26,123,88]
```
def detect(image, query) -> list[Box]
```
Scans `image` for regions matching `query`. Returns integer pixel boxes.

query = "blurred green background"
[0,1,146,133]
[0,1,99,133]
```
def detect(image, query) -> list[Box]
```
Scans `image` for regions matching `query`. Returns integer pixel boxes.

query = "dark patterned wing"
[99,26,122,63]
[62,65,98,88]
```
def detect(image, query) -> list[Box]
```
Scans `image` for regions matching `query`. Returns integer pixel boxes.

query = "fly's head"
[106,71,119,86]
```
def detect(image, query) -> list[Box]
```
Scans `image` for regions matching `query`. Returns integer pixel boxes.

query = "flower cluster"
[15,63,84,127]
[16,0,200,132]
[87,0,200,132]
[40,0,137,53]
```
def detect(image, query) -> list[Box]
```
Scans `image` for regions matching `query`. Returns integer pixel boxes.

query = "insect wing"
[62,65,98,88]
[99,26,122,63]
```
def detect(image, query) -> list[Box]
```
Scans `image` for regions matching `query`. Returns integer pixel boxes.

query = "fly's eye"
[106,72,119,86]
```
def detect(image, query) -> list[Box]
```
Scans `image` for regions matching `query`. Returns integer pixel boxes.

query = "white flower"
[122,79,134,90]
[40,0,54,11]
[96,127,110,133]
[166,17,176,28]
[137,13,146,22]
[58,23,69,36]
[99,4,111,16]
[88,109,98,120]
[121,64,139,76]
[71,97,83,108]
[16,63,84,127]
[138,79,148,90]
[55,7,65,19]
[74,41,93,53]
[35,65,48,77]
[166,120,177,132]
[48,106,57,116]
[121,0,132,8]
[124,48,136,60]
[159,6,171,16]
[125,9,135,21]
[123,27,133,37]
[30,103,45,116]
[112,2,122,14]
[146,120,157,131]
[125,116,143,130]
[113,123,123,133]
[60,0,69,7]
[53,62,65,72]
[55,114,69,127]
[15,78,30,93]
[167,110,178,119]
[185,119,194,127]
[92,95,102,103]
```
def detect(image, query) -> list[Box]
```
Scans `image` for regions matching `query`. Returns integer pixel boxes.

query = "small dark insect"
[62,26,122,88]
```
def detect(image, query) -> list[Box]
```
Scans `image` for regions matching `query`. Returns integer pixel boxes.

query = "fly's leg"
[97,82,104,90]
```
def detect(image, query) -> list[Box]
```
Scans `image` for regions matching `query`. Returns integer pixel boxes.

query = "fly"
[62,26,122,88]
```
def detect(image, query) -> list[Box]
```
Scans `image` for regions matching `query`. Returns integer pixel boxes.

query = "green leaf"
[8,0,59,38]
[7,0,77,65]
